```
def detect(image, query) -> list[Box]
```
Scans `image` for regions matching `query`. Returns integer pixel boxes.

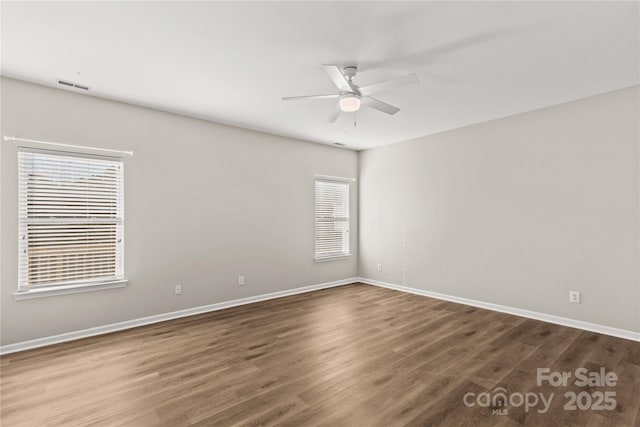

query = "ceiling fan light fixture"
[339,93,361,112]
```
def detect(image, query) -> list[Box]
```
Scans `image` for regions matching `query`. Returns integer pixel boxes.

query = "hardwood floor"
[1,283,639,426]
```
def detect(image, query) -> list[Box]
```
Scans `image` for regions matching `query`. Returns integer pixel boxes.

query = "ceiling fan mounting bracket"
[343,66,358,80]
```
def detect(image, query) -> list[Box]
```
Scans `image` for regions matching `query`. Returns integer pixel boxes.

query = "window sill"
[14,280,128,300]
[314,254,352,262]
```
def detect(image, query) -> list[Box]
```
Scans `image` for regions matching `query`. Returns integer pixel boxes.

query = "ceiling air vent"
[57,79,89,91]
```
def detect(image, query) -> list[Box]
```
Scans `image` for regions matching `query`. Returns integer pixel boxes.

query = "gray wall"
[2,77,638,346]
[359,86,640,332]
[1,77,358,345]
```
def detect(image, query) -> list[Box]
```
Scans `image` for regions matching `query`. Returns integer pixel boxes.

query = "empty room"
[1,1,639,426]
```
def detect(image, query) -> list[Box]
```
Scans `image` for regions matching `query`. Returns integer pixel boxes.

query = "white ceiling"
[2,1,638,150]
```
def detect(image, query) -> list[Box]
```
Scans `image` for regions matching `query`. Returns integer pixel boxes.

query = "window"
[17,148,125,295]
[315,177,350,260]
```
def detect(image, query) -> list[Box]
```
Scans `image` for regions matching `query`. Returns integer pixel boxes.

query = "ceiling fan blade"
[322,65,353,92]
[362,97,400,115]
[282,94,339,101]
[328,105,342,123]
[358,74,419,96]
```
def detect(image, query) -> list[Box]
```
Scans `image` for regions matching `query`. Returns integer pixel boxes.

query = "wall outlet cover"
[569,290,580,303]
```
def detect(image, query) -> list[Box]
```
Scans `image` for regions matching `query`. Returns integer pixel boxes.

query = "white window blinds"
[315,178,350,260]
[18,149,124,291]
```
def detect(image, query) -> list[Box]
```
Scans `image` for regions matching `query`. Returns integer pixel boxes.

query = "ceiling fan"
[282,65,419,123]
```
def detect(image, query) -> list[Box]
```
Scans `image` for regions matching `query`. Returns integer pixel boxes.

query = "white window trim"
[314,174,353,261]
[314,174,356,183]
[16,147,126,299]
[314,254,352,262]
[14,280,128,300]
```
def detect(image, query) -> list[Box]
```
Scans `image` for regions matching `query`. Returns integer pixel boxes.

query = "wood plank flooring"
[1,283,639,426]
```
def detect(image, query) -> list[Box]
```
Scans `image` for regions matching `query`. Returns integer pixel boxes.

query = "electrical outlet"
[377,263,382,272]
[569,290,580,304]
[238,276,245,286]
[174,285,182,295]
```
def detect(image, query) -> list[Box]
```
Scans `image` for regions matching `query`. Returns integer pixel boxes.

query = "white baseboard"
[0,277,358,355]
[358,277,640,342]
[4,277,637,355]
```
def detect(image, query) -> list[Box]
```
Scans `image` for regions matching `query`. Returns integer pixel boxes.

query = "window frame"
[314,175,352,262]
[14,148,127,300]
